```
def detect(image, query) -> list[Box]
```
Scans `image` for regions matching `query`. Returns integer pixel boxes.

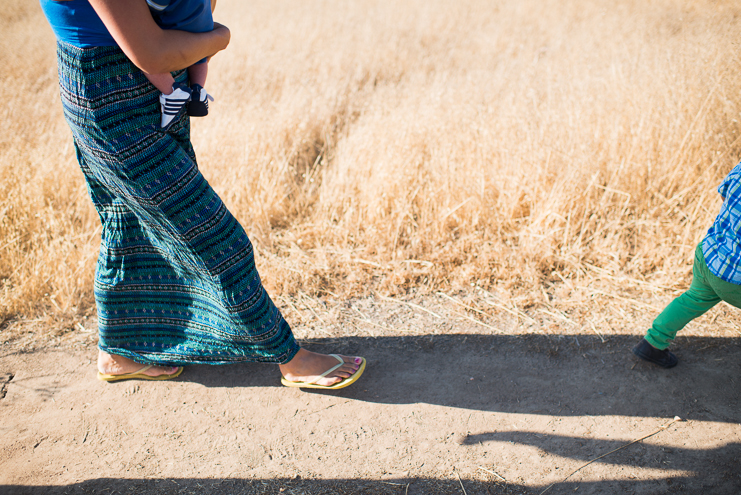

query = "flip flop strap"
[306,354,344,385]
[133,365,153,375]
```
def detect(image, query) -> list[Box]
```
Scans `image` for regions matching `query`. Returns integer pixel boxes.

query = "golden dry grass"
[2,0,741,336]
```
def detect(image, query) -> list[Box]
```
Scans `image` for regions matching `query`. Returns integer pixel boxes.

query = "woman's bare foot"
[97,350,179,378]
[279,348,362,387]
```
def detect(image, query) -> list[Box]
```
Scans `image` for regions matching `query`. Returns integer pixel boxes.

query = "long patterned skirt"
[56,42,299,366]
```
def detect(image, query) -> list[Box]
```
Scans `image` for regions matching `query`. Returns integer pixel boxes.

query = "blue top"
[40,0,213,48]
[703,161,741,285]
[40,0,116,47]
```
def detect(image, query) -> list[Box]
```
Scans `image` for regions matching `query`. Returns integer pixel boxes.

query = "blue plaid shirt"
[702,162,741,285]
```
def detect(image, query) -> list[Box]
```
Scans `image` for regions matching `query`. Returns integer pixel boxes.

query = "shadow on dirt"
[465,433,741,494]
[181,334,741,423]
[0,478,517,495]
[3,457,741,495]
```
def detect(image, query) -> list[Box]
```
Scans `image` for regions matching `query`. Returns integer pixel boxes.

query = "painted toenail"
[354,357,361,364]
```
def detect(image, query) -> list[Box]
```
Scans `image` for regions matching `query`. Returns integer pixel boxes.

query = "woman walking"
[40,0,365,389]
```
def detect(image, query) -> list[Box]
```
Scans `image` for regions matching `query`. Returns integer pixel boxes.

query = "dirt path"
[2,301,741,494]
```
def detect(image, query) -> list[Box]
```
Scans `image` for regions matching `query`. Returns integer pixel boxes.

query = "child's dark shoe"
[187,84,213,117]
[632,338,678,368]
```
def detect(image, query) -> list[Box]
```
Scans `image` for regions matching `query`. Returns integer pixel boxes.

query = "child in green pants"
[633,162,741,368]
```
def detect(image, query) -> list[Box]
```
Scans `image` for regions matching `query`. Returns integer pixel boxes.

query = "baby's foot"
[160,83,192,128]
[187,84,213,117]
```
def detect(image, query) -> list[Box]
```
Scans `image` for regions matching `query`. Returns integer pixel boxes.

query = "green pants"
[646,243,741,349]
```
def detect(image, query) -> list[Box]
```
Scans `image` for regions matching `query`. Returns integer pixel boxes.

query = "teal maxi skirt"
[56,42,299,366]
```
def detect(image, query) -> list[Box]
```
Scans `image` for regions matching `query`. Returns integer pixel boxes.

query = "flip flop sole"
[281,357,366,390]
[97,366,184,382]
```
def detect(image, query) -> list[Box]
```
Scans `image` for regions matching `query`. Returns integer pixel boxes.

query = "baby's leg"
[144,72,176,94]
[187,62,208,88]
[187,62,212,117]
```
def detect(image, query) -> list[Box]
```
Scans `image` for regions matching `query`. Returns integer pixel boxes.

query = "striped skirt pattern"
[56,42,299,366]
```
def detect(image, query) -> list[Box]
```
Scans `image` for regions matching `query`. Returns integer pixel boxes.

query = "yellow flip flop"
[97,365,184,382]
[281,354,366,390]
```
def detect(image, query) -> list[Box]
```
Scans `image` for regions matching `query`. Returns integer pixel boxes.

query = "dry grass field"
[2,0,741,338]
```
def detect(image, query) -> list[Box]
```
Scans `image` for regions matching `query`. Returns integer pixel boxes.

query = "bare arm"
[88,0,230,74]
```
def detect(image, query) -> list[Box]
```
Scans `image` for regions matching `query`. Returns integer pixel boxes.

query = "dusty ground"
[1,295,740,494]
